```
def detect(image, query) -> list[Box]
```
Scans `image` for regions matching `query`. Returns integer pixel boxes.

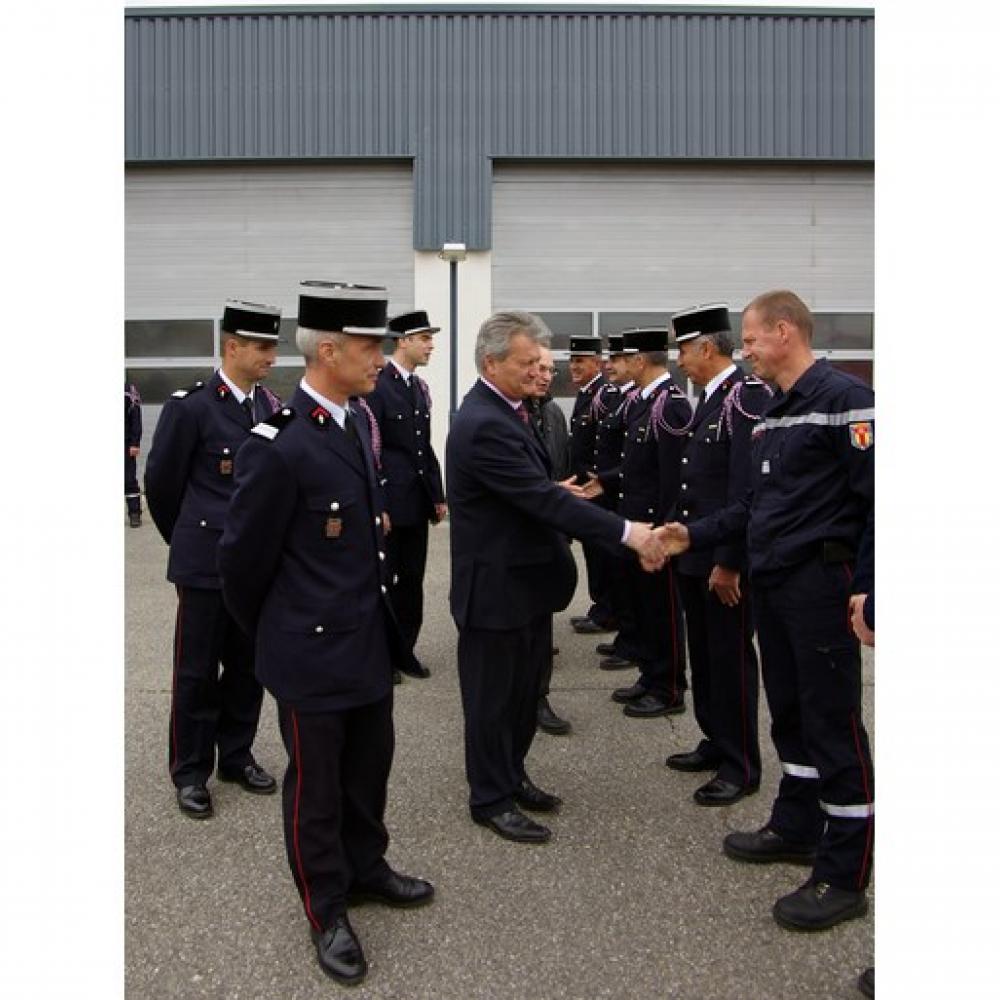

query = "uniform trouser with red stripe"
[125,452,140,514]
[385,519,429,651]
[582,538,615,627]
[753,556,874,892]
[169,586,264,787]
[676,572,761,788]
[277,697,394,932]
[622,558,687,701]
[458,614,548,819]
[608,548,643,661]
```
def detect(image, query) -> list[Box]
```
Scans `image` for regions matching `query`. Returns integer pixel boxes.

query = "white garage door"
[126,162,414,319]
[492,162,873,312]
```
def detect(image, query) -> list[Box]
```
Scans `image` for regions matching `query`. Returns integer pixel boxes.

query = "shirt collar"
[479,376,523,410]
[218,369,251,404]
[640,371,672,400]
[702,363,739,403]
[300,377,349,428]
[389,357,413,383]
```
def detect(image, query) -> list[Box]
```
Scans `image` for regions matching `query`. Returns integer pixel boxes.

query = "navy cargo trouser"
[753,555,874,892]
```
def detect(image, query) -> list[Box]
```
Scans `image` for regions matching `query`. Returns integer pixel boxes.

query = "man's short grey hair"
[474,310,552,373]
[696,331,735,357]
[641,350,668,367]
[296,325,347,364]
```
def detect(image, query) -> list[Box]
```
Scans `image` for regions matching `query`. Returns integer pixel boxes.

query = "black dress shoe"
[595,642,617,656]
[611,681,647,704]
[723,825,818,866]
[665,748,718,772]
[349,868,435,908]
[473,808,551,843]
[573,618,614,634]
[537,698,571,735]
[857,966,874,998]
[773,879,869,931]
[176,785,212,819]
[514,776,562,812]
[393,669,402,685]
[599,655,635,671]
[623,693,685,717]
[218,762,277,794]
[693,777,759,806]
[411,659,431,678]
[311,916,367,985]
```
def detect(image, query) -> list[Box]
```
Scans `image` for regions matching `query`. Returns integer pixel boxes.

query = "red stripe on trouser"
[851,711,874,890]
[666,564,679,701]
[291,710,321,932]
[168,587,183,777]
[738,598,751,785]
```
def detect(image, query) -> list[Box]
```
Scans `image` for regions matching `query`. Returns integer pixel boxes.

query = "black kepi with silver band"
[670,303,731,344]
[569,335,603,356]
[222,300,282,341]
[388,310,441,337]
[607,333,626,355]
[621,327,669,353]
[297,281,397,337]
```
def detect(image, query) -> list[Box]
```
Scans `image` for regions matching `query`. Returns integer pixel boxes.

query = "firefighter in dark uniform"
[590,334,642,671]
[566,335,617,635]
[661,289,874,932]
[666,303,772,806]
[219,281,433,986]
[581,327,691,717]
[144,300,282,819]
[365,310,447,678]
[125,381,143,527]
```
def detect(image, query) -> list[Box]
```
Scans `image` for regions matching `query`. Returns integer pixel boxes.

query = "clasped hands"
[625,522,692,573]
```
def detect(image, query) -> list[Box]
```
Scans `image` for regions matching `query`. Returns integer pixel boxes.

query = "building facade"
[125,4,874,443]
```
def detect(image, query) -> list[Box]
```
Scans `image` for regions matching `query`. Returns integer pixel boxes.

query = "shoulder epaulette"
[171,380,205,400]
[251,406,296,441]
[668,383,688,398]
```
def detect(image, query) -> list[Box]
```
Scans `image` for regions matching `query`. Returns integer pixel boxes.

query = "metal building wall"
[125,6,874,250]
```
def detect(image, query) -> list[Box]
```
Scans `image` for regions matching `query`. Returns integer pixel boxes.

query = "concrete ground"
[125,518,874,1000]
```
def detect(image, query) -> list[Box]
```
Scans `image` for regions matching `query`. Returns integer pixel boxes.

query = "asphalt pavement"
[125,517,874,1000]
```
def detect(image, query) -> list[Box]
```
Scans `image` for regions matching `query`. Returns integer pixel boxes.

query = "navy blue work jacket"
[144,371,280,588]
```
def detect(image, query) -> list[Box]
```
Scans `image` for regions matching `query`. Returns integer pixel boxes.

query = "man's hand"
[433,503,448,523]
[626,522,667,573]
[382,511,392,535]
[849,594,874,647]
[708,565,741,607]
[579,475,605,500]
[128,446,140,458]
[557,476,587,498]
[655,522,691,558]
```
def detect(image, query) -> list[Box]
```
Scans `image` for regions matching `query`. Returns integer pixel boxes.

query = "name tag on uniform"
[219,458,233,475]
[761,459,771,475]
[325,517,343,539]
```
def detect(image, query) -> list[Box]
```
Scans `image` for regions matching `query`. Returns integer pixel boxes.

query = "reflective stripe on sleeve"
[758,408,875,432]
[820,799,874,819]
[781,761,820,779]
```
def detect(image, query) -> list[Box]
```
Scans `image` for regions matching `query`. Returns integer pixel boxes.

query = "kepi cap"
[297,281,392,336]
[222,300,282,341]
[621,327,669,353]
[569,335,603,356]
[388,310,441,336]
[607,333,625,355]
[671,303,732,344]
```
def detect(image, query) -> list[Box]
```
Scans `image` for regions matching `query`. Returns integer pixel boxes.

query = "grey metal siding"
[125,9,874,249]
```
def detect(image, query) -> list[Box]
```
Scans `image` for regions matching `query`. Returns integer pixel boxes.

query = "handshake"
[625,522,691,572]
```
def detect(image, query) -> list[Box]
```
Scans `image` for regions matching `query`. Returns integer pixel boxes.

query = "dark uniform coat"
[568,373,609,480]
[219,387,422,713]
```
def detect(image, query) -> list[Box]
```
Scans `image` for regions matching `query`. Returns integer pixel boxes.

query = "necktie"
[515,403,530,425]
[344,409,363,454]
[241,395,254,423]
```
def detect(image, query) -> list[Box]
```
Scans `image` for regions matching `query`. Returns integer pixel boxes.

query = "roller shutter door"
[126,162,414,318]
[492,162,872,312]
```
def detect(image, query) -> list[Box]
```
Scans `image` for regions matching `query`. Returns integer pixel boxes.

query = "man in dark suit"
[566,335,616,635]
[365,310,447,678]
[219,281,433,986]
[145,299,283,819]
[447,310,669,844]
[667,303,772,805]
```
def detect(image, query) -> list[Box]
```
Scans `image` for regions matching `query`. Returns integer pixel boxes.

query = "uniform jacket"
[569,373,609,479]
[144,371,281,588]
[687,360,874,588]
[125,383,142,449]
[446,379,626,632]
[219,386,421,712]
[365,363,444,527]
[671,367,772,577]
[526,395,571,481]
[618,376,694,523]
[593,382,631,507]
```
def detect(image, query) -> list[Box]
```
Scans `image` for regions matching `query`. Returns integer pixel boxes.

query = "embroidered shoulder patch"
[849,421,873,450]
